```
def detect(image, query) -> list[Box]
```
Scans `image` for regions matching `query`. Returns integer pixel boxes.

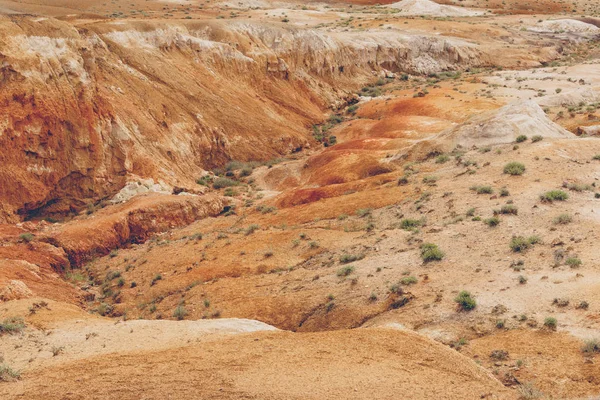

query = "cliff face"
[0,15,488,221]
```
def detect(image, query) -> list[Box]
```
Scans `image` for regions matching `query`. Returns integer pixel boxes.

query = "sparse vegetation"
[500,204,518,215]
[503,162,526,176]
[0,364,20,382]
[510,236,540,252]
[581,339,600,354]
[337,265,355,277]
[400,218,423,230]
[565,257,582,268]
[540,190,568,202]
[455,291,476,311]
[544,317,557,330]
[0,317,25,335]
[400,276,418,285]
[173,305,188,320]
[340,253,364,264]
[19,233,34,243]
[553,213,572,224]
[515,134,528,143]
[213,177,239,189]
[420,243,444,262]
[484,216,500,227]
[470,185,493,194]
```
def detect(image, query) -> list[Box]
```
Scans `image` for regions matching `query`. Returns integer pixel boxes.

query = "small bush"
[503,162,526,176]
[553,213,572,224]
[213,177,239,189]
[337,266,355,277]
[499,187,510,197]
[566,182,593,192]
[245,224,260,235]
[422,176,438,185]
[566,257,582,268]
[340,253,364,264]
[356,208,372,217]
[0,364,20,382]
[0,317,25,335]
[173,305,188,321]
[470,185,493,194]
[500,204,518,215]
[531,135,543,143]
[582,339,600,354]
[420,243,444,262]
[435,154,449,164]
[510,236,540,252]
[593,154,600,160]
[515,134,528,143]
[518,275,528,284]
[455,291,477,311]
[400,276,418,285]
[19,233,34,243]
[544,317,557,330]
[540,190,568,202]
[150,274,162,286]
[400,218,423,230]
[484,216,500,227]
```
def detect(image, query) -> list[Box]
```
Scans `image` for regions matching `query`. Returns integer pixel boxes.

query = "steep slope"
[0,15,489,222]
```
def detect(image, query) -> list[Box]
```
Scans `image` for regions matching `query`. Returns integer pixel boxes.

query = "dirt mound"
[1,327,513,400]
[530,19,600,33]
[396,100,574,159]
[388,0,484,16]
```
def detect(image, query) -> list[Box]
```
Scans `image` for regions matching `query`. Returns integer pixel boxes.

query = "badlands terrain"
[1,0,600,398]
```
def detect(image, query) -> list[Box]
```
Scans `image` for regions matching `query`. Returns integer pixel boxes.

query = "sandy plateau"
[1,0,600,398]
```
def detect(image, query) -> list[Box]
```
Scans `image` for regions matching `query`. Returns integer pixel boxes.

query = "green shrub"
[540,190,568,202]
[19,233,34,243]
[340,253,364,264]
[566,257,582,268]
[400,276,418,285]
[435,154,450,164]
[173,305,188,321]
[150,274,162,286]
[510,236,540,252]
[500,204,518,215]
[484,216,500,227]
[470,185,493,194]
[422,176,438,185]
[0,364,20,382]
[566,182,593,192]
[582,339,600,354]
[337,266,355,277]
[455,291,477,311]
[531,135,543,143]
[245,224,260,235]
[516,135,528,143]
[499,187,510,197]
[400,218,423,230]
[553,213,572,224]
[356,208,372,217]
[544,317,557,330]
[420,243,444,262]
[593,154,600,160]
[213,177,239,189]
[0,317,25,335]
[503,162,526,176]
